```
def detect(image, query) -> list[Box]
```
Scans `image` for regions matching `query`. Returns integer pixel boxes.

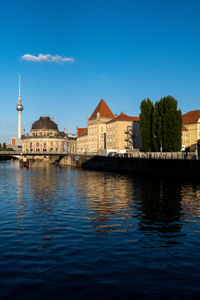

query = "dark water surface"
[0,161,200,299]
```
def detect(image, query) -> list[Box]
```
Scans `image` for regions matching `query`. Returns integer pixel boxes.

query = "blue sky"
[0,0,200,143]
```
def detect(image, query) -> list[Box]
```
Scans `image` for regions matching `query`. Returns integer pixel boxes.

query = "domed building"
[22,116,76,153]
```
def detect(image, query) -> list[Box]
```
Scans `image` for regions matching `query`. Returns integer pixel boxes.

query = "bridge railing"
[0,151,20,155]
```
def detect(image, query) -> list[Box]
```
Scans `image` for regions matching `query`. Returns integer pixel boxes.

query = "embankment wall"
[81,156,200,177]
[48,154,200,178]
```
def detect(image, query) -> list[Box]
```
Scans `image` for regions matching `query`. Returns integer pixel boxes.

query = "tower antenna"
[19,72,21,99]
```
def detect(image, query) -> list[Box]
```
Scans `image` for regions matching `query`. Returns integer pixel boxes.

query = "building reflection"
[15,168,26,232]
[76,171,135,234]
[76,170,187,237]
[28,162,60,215]
[180,183,200,219]
[15,162,200,242]
[15,162,61,242]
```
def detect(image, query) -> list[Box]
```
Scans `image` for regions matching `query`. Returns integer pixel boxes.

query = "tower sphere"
[16,103,23,111]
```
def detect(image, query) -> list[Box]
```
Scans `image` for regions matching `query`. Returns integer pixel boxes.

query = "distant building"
[182,110,200,149]
[12,138,16,146]
[22,116,76,153]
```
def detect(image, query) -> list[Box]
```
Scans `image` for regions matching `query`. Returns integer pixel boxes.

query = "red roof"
[183,110,200,125]
[107,113,139,124]
[182,125,188,131]
[90,99,114,119]
[77,128,88,137]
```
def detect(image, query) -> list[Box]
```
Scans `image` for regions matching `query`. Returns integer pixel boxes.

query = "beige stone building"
[87,99,114,153]
[22,116,76,153]
[106,113,139,151]
[76,99,139,154]
[76,128,88,153]
[182,110,200,148]
[182,125,189,149]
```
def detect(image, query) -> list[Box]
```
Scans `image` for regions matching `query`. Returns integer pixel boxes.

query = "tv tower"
[16,73,23,141]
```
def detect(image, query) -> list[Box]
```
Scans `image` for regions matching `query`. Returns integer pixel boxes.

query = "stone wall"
[81,156,200,178]
[56,154,200,178]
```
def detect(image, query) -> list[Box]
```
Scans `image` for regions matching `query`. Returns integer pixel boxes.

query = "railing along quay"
[0,151,199,160]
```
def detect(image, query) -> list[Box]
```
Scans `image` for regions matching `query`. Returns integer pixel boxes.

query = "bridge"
[0,151,74,157]
[0,151,90,167]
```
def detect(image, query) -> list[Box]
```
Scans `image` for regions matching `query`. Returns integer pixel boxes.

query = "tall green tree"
[158,96,182,152]
[139,98,154,152]
[152,101,163,151]
[2,143,6,150]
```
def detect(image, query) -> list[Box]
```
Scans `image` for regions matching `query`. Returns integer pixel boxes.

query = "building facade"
[22,116,76,153]
[182,125,189,149]
[106,113,139,151]
[87,99,114,153]
[76,128,88,153]
[182,110,200,148]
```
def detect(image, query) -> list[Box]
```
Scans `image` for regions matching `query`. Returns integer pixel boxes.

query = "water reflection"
[1,162,200,298]
[15,168,27,231]
[13,161,200,240]
[29,164,60,215]
[75,170,187,238]
[181,184,200,224]
[134,179,182,234]
[14,162,200,239]
[75,171,136,233]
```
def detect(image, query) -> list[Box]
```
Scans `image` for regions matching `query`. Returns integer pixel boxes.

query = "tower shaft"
[18,111,21,139]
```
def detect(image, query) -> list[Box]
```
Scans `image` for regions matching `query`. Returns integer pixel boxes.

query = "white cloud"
[21,53,74,63]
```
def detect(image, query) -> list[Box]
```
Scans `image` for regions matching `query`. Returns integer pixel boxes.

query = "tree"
[139,98,154,152]
[152,101,163,151]
[157,96,182,152]
[139,95,182,152]
[2,143,6,150]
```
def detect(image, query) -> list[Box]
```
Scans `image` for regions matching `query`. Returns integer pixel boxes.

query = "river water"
[0,161,200,299]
